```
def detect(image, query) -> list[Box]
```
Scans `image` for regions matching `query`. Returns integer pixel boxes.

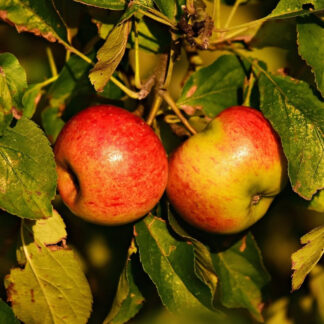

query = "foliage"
[0,0,323,323]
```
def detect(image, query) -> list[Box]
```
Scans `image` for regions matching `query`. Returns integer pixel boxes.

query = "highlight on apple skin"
[54,105,168,225]
[166,106,287,234]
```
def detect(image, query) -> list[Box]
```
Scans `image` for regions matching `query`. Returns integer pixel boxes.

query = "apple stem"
[163,51,175,89]
[110,76,143,99]
[160,91,197,135]
[224,0,245,29]
[39,75,60,90]
[146,43,177,125]
[46,47,58,77]
[138,8,176,30]
[243,72,255,107]
[133,18,142,89]
[212,0,221,33]
[65,44,94,66]
[147,95,163,126]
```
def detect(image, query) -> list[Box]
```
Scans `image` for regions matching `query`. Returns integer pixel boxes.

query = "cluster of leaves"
[0,0,323,323]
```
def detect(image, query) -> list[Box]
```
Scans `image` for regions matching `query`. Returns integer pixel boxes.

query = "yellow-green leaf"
[291,226,324,290]
[5,211,93,324]
[0,0,68,43]
[90,21,131,92]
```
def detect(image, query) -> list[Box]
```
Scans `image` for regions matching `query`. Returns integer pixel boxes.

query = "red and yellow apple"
[54,105,168,225]
[167,106,287,234]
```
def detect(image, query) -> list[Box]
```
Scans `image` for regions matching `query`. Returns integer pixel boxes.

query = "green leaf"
[291,226,324,290]
[90,20,131,92]
[307,188,324,213]
[269,0,324,19]
[129,16,171,53]
[5,211,93,324]
[158,120,182,154]
[168,208,218,307]
[43,53,95,143]
[93,8,170,53]
[48,54,93,109]
[297,15,324,97]
[135,214,225,319]
[22,84,43,119]
[177,55,250,118]
[32,209,67,245]
[258,73,324,199]
[0,299,20,324]
[53,0,83,43]
[153,0,176,19]
[103,240,144,324]
[0,53,27,134]
[0,0,68,44]
[211,233,270,322]
[251,20,297,49]
[73,0,126,10]
[0,118,56,219]
[41,106,65,144]
[91,10,122,39]
[100,74,124,100]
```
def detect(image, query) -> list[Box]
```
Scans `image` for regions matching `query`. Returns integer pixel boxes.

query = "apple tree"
[0,0,323,323]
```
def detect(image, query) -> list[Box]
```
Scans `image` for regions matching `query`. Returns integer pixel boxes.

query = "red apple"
[167,106,287,234]
[54,105,168,225]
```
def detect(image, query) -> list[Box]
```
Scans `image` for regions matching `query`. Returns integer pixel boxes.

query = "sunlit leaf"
[135,214,225,319]
[0,118,56,219]
[297,15,324,97]
[269,0,324,19]
[212,233,270,322]
[5,211,93,324]
[168,208,218,306]
[291,226,324,290]
[0,0,68,43]
[259,73,324,199]
[177,55,250,118]
[22,84,43,119]
[73,0,126,10]
[103,240,144,324]
[153,0,176,19]
[32,210,67,245]
[0,53,27,134]
[90,21,131,92]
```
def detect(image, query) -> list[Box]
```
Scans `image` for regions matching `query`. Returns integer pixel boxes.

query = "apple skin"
[166,106,287,234]
[54,105,168,225]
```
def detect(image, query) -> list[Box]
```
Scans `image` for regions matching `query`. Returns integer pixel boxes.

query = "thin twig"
[134,19,142,89]
[224,0,245,29]
[46,47,58,77]
[160,91,197,135]
[146,95,163,126]
[243,72,255,107]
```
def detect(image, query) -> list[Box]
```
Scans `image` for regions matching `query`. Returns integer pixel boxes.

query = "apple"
[54,105,168,225]
[166,106,287,234]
